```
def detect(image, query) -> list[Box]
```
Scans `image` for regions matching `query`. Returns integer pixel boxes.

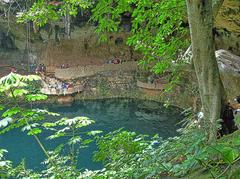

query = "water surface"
[0,98,182,170]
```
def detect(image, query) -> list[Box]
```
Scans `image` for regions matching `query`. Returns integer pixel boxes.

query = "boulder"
[216,49,240,98]
[217,49,240,76]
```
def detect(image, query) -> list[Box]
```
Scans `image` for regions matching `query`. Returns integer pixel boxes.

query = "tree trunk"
[186,0,225,141]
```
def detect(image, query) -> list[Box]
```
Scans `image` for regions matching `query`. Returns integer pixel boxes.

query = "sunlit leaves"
[0,73,53,136]
[26,94,48,102]
[45,117,95,140]
[0,149,8,159]
[0,149,12,177]
[0,117,13,128]
[12,89,29,97]
[92,0,189,74]
[32,109,60,116]
[81,139,93,146]
[56,117,94,127]
[94,130,149,163]
[47,131,66,140]
[0,118,26,134]
[209,144,239,164]
[68,136,82,145]
[27,128,42,136]
[2,107,21,117]
[87,130,102,136]
[220,147,238,164]
[42,122,57,128]
[23,75,41,82]
[0,73,40,91]
[0,105,4,111]
[17,0,92,26]
[22,123,39,132]
[0,73,43,101]
[0,73,26,92]
[17,0,61,26]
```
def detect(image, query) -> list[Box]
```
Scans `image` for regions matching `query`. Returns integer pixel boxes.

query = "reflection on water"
[0,98,182,170]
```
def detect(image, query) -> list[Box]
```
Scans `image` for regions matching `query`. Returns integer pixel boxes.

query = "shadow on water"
[0,98,183,170]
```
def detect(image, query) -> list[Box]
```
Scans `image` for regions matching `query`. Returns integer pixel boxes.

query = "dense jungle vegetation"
[0,0,240,178]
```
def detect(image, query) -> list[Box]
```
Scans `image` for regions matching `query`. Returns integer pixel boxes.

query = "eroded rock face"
[215,0,240,56]
[216,49,240,98]
[215,0,240,33]
[0,31,16,50]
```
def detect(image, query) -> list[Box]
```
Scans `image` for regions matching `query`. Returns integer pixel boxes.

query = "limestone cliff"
[215,0,240,56]
[216,0,240,33]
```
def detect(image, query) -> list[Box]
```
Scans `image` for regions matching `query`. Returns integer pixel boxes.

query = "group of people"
[30,63,46,73]
[41,74,74,95]
[9,63,46,74]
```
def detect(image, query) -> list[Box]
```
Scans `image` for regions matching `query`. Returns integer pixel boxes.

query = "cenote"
[0,98,183,170]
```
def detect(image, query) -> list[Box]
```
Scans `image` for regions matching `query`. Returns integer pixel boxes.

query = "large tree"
[186,0,227,141]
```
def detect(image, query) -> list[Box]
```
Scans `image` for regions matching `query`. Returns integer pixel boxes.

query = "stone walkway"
[54,61,138,80]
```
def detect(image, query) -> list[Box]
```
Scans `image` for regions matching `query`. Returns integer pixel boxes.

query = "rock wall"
[0,23,138,72]
[69,70,138,100]
[215,0,240,56]
[0,19,44,72]
[216,0,240,33]
[1,0,239,68]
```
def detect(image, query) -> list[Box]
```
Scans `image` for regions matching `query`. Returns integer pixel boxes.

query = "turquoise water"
[0,99,182,170]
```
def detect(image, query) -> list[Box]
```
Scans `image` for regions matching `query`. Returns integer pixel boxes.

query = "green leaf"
[27,128,42,135]
[13,89,29,97]
[82,139,93,145]
[24,75,41,81]
[42,122,57,128]
[0,149,8,158]
[68,136,82,145]
[47,132,66,140]
[235,115,240,125]
[2,107,21,117]
[32,109,60,116]
[26,94,48,102]
[58,117,94,127]
[0,117,13,128]
[0,105,5,111]
[87,130,103,136]
[220,147,239,163]
[22,123,39,132]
